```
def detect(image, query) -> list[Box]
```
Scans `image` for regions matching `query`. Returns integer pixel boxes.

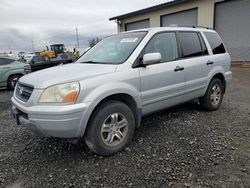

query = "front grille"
[15,82,34,102]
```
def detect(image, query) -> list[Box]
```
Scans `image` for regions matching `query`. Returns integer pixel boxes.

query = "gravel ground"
[0,67,249,188]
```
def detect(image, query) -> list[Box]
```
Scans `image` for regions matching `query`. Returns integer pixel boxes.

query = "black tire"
[200,78,224,111]
[7,75,22,90]
[85,100,135,156]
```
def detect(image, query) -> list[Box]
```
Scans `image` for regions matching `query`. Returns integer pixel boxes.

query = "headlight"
[39,82,80,103]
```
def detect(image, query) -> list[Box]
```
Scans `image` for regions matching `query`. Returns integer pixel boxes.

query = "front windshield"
[77,32,147,64]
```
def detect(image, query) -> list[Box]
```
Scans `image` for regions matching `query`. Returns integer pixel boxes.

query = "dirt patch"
[0,67,249,188]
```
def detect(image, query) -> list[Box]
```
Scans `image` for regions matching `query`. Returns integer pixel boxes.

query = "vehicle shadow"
[20,101,204,159]
[0,87,9,91]
[3,100,235,187]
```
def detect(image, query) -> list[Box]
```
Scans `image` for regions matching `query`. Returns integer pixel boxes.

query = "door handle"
[174,66,184,72]
[2,67,10,69]
[206,60,214,65]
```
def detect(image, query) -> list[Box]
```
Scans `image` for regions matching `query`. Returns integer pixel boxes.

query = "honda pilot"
[11,27,232,156]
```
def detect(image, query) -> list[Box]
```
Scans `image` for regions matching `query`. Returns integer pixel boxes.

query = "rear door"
[203,31,228,69]
[139,32,186,115]
[176,31,210,101]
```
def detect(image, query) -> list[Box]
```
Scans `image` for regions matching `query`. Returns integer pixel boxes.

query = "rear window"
[178,32,203,58]
[204,32,226,54]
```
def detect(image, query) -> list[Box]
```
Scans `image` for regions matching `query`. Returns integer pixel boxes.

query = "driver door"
[139,32,186,115]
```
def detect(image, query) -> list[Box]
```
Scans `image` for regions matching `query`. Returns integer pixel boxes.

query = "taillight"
[24,65,32,74]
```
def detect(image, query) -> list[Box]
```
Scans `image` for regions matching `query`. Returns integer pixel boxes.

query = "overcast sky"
[0,0,171,53]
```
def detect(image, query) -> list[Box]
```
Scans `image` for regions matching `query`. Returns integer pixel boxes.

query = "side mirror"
[142,53,162,66]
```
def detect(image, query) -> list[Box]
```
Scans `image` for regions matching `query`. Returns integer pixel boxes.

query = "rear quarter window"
[204,32,226,55]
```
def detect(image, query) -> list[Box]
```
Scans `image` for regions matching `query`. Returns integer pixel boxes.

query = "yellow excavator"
[40,44,65,59]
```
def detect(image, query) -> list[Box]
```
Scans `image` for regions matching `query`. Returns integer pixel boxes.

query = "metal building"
[110,0,250,62]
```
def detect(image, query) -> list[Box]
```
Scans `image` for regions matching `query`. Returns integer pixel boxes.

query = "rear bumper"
[11,97,90,138]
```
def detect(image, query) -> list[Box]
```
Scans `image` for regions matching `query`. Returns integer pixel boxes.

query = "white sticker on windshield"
[120,38,138,43]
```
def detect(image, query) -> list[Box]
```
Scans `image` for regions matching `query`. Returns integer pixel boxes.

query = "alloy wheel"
[101,113,128,146]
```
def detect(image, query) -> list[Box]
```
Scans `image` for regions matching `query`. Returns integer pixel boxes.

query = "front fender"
[77,82,141,137]
[5,69,24,80]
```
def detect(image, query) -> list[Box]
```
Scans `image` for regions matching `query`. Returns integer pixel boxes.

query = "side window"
[0,58,14,65]
[144,32,178,63]
[204,32,226,55]
[5,58,15,64]
[198,33,208,55]
[37,56,44,62]
[0,58,4,66]
[178,32,203,58]
[32,56,43,63]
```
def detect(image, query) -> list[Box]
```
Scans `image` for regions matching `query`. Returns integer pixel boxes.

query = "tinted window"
[144,32,178,63]
[204,32,226,54]
[178,32,203,58]
[0,58,15,65]
[0,58,4,65]
[32,56,44,63]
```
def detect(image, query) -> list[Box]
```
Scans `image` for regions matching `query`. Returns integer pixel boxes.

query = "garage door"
[161,8,197,27]
[215,0,250,61]
[125,19,150,31]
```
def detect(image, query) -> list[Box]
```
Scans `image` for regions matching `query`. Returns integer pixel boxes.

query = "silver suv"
[11,27,232,155]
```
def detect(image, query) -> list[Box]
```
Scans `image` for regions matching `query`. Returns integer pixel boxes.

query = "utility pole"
[76,26,79,48]
[31,40,34,53]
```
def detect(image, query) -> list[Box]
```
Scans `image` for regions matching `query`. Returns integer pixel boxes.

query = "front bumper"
[11,97,90,138]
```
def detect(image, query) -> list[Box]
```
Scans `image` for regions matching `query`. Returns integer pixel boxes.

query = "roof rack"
[169,24,211,30]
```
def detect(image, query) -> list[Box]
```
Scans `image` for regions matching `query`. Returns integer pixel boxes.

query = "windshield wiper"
[80,61,113,64]
[80,61,98,64]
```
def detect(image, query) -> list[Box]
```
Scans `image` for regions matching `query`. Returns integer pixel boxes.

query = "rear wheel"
[85,100,135,156]
[200,78,224,111]
[7,75,22,90]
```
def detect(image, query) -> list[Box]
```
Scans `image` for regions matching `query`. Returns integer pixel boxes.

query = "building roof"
[109,0,193,21]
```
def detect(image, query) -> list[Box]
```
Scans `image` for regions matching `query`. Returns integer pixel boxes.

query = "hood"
[19,63,117,89]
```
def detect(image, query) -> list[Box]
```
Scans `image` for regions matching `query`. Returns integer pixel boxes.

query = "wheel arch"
[211,73,226,93]
[90,93,140,127]
[7,73,24,81]
[7,73,24,89]
[78,91,142,138]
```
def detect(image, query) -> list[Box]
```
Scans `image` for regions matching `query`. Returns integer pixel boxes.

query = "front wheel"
[85,100,135,156]
[200,78,224,111]
[7,75,22,90]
